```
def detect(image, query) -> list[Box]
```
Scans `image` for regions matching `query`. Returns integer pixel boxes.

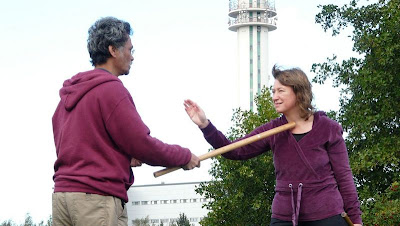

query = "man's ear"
[108,45,118,57]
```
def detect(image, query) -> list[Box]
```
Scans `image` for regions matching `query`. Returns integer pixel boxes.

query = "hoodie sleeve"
[327,122,363,224]
[201,121,271,160]
[103,85,191,167]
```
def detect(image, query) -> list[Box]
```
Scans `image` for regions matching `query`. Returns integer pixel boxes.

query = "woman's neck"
[285,113,314,134]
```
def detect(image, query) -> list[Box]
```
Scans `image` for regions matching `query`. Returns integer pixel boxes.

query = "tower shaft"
[229,0,277,111]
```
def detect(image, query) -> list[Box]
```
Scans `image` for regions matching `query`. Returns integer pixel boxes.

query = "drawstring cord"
[289,184,295,226]
[296,183,303,224]
[289,183,303,226]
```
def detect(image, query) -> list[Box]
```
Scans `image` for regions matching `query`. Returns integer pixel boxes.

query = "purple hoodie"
[200,112,362,225]
[52,69,191,202]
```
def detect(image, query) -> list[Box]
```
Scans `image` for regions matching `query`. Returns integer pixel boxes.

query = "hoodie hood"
[314,111,327,118]
[60,69,121,111]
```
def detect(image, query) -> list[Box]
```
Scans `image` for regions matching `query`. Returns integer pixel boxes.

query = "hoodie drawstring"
[289,183,303,226]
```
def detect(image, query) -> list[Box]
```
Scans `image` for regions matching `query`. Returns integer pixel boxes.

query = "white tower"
[229,0,277,111]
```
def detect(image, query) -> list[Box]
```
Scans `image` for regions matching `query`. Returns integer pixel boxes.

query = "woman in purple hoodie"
[184,65,362,226]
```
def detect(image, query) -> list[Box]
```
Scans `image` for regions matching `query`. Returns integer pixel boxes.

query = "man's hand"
[182,153,200,170]
[130,158,142,167]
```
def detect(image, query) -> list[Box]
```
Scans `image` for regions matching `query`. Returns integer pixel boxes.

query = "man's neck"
[95,63,119,77]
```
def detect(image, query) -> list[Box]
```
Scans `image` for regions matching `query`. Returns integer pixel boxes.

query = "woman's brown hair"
[272,65,314,120]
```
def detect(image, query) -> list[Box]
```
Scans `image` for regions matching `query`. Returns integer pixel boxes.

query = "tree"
[312,0,400,224]
[132,216,150,226]
[0,220,16,226]
[0,215,52,226]
[46,215,52,226]
[197,88,279,225]
[22,214,34,226]
[169,213,190,226]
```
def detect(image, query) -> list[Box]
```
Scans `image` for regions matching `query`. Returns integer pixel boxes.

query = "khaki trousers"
[52,192,128,226]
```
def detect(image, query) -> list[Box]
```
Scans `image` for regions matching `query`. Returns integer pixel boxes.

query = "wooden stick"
[341,212,354,226]
[153,122,296,178]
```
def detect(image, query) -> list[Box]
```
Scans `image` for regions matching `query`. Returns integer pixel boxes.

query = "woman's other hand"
[184,99,209,129]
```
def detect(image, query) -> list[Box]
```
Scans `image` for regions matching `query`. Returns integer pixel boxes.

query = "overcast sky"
[0,0,363,223]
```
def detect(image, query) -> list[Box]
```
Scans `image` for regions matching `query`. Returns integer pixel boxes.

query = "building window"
[141,201,148,205]
[132,201,140,205]
[201,198,208,202]
[161,200,169,204]
[190,198,198,203]
[180,199,188,203]
[151,200,158,205]
[161,219,169,223]
[150,219,159,223]
[170,199,178,204]
[189,218,199,222]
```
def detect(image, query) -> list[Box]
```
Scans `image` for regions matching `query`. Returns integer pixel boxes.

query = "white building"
[229,0,277,110]
[127,182,210,226]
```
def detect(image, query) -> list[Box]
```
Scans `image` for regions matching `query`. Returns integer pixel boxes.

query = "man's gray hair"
[87,17,133,66]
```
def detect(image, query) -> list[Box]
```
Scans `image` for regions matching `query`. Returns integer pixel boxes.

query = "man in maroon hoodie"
[52,17,200,226]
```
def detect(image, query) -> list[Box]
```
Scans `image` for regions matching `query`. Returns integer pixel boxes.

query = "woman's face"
[272,79,298,115]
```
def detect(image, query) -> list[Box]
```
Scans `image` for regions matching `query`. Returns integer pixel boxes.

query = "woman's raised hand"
[184,99,209,129]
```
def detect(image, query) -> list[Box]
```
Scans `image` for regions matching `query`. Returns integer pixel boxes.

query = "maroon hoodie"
[52,69,191,202]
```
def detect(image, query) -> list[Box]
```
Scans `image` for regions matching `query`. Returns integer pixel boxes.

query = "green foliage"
[132,216,150,226]
[197,88,279,225]
[169,213,190,226]
[22,214,34,226]
[313,0,400,224]
[46,216,52,226]
[361,181,400,225]
[0,220,16,226]
[0,214,52,226]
